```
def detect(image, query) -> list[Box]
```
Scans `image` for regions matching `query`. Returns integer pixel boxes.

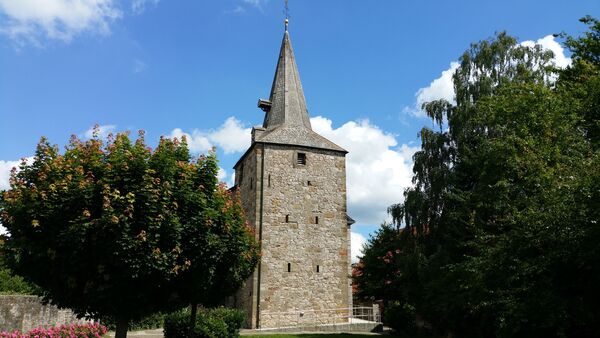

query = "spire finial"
[284,0,289,31]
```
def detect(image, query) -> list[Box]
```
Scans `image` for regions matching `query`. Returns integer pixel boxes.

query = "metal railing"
[259,306,380,329]
[352,306,381,322]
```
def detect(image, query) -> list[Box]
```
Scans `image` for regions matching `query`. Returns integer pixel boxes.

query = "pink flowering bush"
[0,322,107,338]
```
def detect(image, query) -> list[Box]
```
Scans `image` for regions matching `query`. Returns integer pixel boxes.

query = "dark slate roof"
[255,29,346,153]
[346,214,356,226]
[254,126,346,153]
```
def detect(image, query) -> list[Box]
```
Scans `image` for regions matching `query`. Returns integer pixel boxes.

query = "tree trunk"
[114,317,129,338]
[189,303,198,336]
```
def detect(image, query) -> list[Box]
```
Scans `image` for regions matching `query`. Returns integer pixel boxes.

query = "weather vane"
[284,0,289,31]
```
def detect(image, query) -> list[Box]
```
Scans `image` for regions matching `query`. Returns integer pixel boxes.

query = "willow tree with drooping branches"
[358,18,600,337]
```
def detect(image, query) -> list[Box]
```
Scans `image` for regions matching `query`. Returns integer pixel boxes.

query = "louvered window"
[297,153,306,165]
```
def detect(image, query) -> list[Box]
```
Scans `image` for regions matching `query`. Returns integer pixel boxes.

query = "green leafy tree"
[359,18,599,338]
[559,16,600,148]
[354,224,408,303]
[168,147,259,326]
[0,130,258,338]
[0,235,37,294]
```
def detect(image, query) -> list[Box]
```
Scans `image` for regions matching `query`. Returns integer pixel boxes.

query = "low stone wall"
[0,295,85,332]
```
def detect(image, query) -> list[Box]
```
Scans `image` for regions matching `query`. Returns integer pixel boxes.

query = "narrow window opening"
[315,216,319,224]
[285,214,289,223]
[250,178,253,189]
[297,153,306,165]
[287,263,291,272]
[316,265,320,273]
[268,174,271,187]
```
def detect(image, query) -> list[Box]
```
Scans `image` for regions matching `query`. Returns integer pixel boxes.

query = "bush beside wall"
[164,307,245,338]
[99,311,167,331]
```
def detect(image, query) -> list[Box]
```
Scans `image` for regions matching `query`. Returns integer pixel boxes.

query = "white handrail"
[258,305,381,328]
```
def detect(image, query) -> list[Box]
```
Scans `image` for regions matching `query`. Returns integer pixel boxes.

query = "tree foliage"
[0,235,37,295]
[0,130,259,338]
[356,18,600,338]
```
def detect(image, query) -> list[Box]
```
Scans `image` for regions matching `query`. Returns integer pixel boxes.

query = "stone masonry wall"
[232,148,259,328]
[0,295,85,332]
[235,143,350,328]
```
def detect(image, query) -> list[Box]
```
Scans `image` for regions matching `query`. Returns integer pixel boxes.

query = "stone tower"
[232,24,353,329]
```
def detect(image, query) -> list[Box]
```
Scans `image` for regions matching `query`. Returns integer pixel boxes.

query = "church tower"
[233,22,353,329]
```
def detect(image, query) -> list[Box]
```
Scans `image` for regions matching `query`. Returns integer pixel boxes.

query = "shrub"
[384,301,417,336]
[194,313,228,338]
[0,237,37,295]
[164,307,245,338]
[0,268,36,295]
[208,307,245,337]
[163,311,193,338]
[0,322,107,338]
[99,311,167,331]
[130,312,168,331]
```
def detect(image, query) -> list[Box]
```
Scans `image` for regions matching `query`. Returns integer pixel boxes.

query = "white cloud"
[0,160,18,235]
[416,62,459,109]
[230,6,246,14]
[521,34,571,69]
[173,116,415,225]
[311,116,418,226]
[229,172,236,188]
[131,0,159,15]
[169,128,212,154]
[0,159,21,191]
[404,35,571,118]
[0,158,33,235]
[208,117,252,154]
[0,0,122,46]
[218,167,227,182]
[403,62,459,118]
[243,0,268,8]
[351,231,366,263]
[216,168,236,187]
[83,124,116,139]
[168,117,251,155]
[227,0,267,14]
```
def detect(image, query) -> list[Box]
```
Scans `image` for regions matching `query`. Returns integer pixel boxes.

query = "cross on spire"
[251,7,347,153]
[284,0,289,31]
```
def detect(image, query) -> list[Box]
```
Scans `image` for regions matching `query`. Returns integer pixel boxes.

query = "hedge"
[164,307,245,338]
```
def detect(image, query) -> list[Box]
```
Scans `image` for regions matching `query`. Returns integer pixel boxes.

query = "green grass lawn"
[249,335,396,338]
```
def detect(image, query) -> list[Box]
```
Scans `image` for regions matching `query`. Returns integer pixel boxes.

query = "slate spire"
[250,22,346,154]
[262,26,312,130]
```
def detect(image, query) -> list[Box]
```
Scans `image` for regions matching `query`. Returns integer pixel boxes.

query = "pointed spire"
[262,28,312,130]
[248,23,347,155]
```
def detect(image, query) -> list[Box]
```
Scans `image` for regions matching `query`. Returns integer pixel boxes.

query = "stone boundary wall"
[0,295,85,332]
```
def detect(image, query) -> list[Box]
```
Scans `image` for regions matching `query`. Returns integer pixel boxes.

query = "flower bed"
[0,323,107,338]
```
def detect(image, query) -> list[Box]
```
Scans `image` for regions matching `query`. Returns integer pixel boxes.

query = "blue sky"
[0,0,598,260]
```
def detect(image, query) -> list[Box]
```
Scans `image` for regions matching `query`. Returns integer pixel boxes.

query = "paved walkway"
[107,325,391,337]
[241,330,386,336]
[105,329,164,338]
[107,328,389,337]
